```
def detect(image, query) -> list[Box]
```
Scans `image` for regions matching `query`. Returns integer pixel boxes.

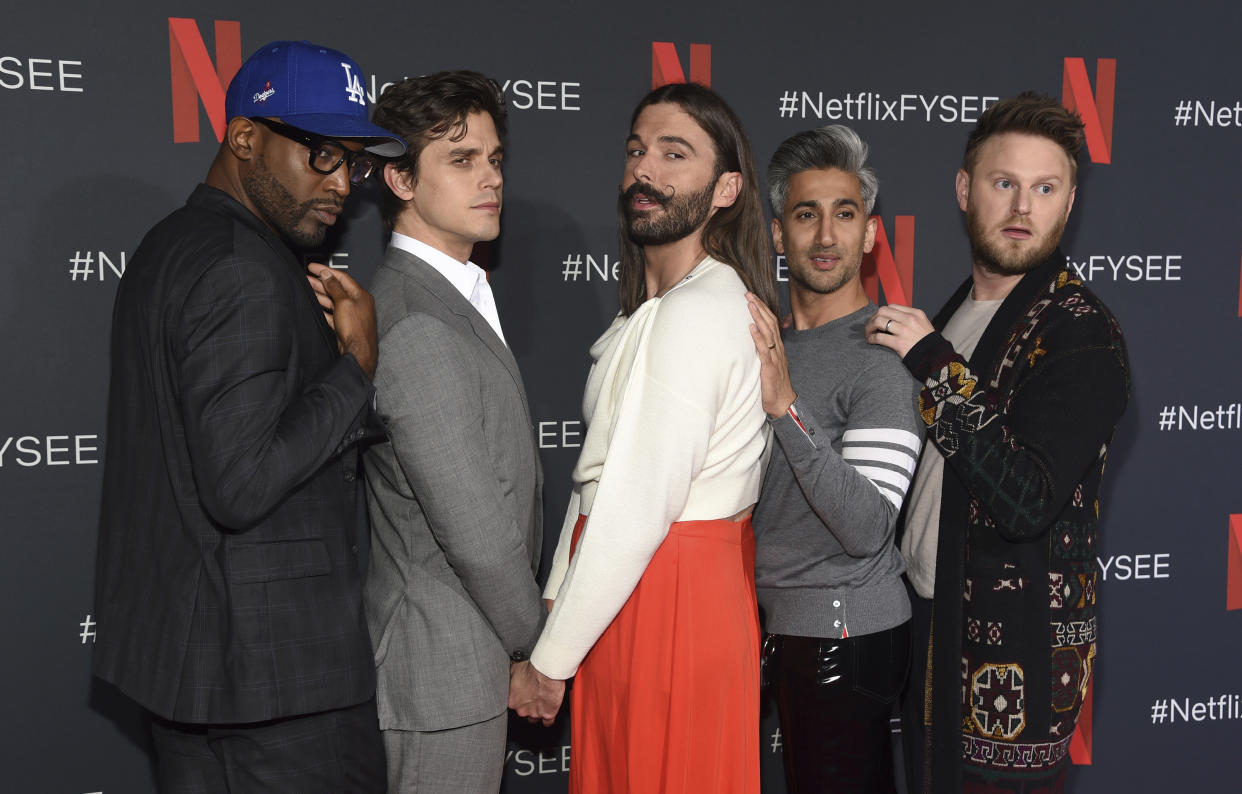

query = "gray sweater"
[754,303,923,639]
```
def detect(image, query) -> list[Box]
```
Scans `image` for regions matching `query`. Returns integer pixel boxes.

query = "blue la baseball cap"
[225,40,406,157]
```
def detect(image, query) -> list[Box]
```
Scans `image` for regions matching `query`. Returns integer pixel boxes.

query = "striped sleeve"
[841,428,921,509]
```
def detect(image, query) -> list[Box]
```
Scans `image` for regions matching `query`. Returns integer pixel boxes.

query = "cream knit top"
[531,256,770,679]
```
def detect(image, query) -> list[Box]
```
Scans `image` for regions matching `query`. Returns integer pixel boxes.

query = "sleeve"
[376,313,545,654]
[530,295,743,679]
[901,321,1129,541]
[770,359,923,557]
[177,252,374,530]
[542,488,582,600]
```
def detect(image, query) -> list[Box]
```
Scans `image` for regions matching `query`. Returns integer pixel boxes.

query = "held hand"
[508,660,565,727]
[307,263,378,380]
[866,304,934,359]
[746,293,797,418]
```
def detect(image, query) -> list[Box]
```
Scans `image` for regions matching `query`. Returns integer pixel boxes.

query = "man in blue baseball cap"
[94,40,403,792]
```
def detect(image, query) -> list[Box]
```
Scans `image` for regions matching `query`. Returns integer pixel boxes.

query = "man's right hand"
[307,263,378,380]
[508,660,565,727]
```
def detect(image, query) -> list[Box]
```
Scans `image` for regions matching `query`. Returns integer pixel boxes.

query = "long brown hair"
[617,83,778,316]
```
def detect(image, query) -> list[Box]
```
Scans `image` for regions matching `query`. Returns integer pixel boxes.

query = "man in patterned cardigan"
[868,93,1130,793]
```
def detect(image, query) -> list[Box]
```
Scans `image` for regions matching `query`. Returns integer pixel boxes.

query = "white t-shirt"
[902,291,1003,598]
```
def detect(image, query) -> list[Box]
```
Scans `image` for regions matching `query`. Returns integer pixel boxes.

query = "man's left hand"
[867,304,934,359]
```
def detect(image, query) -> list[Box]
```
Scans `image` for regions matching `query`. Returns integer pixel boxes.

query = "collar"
[389,232,484,303]
[189,183,281,241]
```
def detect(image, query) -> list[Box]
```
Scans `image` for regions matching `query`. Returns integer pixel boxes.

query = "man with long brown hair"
[869,92,1129,793]
[509,82,776,793]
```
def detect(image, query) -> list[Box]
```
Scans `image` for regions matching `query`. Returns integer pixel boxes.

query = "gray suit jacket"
[364,246,545,732]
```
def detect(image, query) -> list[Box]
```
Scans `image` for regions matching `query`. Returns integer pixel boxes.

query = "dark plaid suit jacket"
[94,184,380,723]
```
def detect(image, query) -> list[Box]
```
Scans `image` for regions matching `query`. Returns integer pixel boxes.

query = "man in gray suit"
[364,72,545,792]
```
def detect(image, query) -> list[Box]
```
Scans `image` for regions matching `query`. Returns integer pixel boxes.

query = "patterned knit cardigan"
[901,252,1130,792]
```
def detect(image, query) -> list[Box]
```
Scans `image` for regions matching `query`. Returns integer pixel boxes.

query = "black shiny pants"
[764,623,911,794]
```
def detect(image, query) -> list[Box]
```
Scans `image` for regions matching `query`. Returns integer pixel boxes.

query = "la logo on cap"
[341,62,366,107]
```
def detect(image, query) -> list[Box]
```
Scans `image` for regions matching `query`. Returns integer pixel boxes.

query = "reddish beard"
[966,204,1065,276]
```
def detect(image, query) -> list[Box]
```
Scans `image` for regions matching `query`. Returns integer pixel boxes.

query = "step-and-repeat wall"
[3,2,1239,791]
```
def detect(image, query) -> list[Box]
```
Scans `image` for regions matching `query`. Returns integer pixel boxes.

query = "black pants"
[900,581,934,794]
[765,624,911,794]
[149,699,386,793]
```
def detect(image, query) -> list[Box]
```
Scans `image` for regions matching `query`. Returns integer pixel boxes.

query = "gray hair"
[767,124,878,217]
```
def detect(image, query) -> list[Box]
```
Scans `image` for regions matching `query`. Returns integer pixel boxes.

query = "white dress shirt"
[389,232,507,345]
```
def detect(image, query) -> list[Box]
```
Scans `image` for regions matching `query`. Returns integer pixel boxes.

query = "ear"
[384,162,415,200]
[713,171,742,209]
[955,168,970,212]
[862,215,878,254]
[225,116,260,163]
[771,217,785,255]
[1064,185,1077,221]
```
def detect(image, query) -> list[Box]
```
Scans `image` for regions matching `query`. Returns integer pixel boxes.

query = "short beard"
[789,246,862,296]
[620,177,717,247]
[242,152,340,249]
[966,203,1064,276]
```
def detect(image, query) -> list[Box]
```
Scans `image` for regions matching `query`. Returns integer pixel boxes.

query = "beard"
[788,244,863,296]
[966,202,1065,276]
[242,152,341,249]
[620,177,716,247]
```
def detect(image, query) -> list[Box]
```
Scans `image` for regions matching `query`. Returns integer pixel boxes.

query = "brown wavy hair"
[371,71,507,230]
[962,91,1086,183]
[617,83,778,316]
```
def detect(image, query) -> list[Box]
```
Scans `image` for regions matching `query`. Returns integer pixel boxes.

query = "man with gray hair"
[747,124,922,793]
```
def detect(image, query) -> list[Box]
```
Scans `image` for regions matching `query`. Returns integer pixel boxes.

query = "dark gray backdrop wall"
[2,1,1240,791]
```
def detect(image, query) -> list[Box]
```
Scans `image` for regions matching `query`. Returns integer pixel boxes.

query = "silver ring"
[884,318,893,333]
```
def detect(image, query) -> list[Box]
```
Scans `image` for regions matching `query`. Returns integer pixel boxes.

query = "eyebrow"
[987,170,1064,183]
[626,133,698,154]
[790,197,860,211]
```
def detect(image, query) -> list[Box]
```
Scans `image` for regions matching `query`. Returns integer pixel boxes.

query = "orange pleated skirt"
[567,513,761,794]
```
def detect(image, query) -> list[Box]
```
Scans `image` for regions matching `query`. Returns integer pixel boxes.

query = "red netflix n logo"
[1062,58,1116,165]
[862,216,914,306]
[651,43,711,89]
[169,18,241,143]
[1070,676,1094,765]
[1227,515,1242,610]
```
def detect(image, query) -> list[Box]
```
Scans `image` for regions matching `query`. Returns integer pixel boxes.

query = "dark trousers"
[765,623,911,794]
[900,581,934,794]
[149,699,386,794]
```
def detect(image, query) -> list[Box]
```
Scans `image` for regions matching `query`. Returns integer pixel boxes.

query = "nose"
[482,160,503,191]
[325,160,351,198]
[629,150,654,186]
[1011,186,1031,216]
[818,217,837,247]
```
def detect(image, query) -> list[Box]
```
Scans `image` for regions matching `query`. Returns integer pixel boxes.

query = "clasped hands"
[508,660,565,727]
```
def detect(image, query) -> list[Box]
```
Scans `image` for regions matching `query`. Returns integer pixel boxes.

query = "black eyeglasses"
[249,117,378,185]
